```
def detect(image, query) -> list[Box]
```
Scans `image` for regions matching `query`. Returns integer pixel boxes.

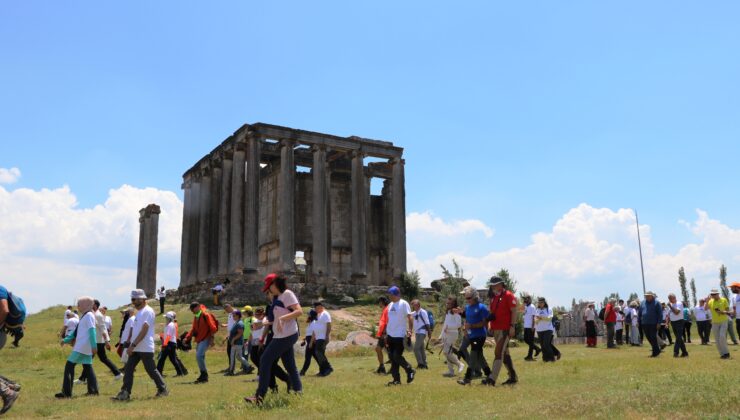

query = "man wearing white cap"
[705,289,731,359]
[112,289,168,401]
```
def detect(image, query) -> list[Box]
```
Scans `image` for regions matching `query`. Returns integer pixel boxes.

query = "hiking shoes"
[111,390,130,401]
[406,369,416,384]
[457,378,471,386]
[481,377,495,386]
[54,392,71,399]
[386,381,401,386]
[155,388,169,398]
[502,378,518,386]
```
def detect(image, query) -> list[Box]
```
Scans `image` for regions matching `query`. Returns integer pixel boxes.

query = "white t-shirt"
[412,309,430,335]
[631,308,639,326]
[123,316,136,342]
[94,310,109,343]
[313,311,332,340]
[65,316,79,337]
[213,284,224,292]
[585,308,595,321]
[386,299,412,338]
[523,304,536,329]
[104,315,113,333]
[72,312,96,355]
[694,306,708,322]
[615,312,623,330]
[305,321,316,339]
[662,308,670,323]
[251,319,266,346]
[535,307,553,332]
[226,312,235,332]
[157,289,166,299]
[272,290,300,339]
[667,301,684,322]
[164,322,177,345]
[442,312,462,335]
[131,305,156,353]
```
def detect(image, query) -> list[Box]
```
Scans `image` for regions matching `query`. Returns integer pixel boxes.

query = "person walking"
[212,283,224,306]
[221,303,236,370]
[484,276,518,386]
[374,296,390,374]
[639,291,664,357]
[118,307,136,366]
[731,282,740,340]
[244,274,303,405]
[659,303,673,345]
[439,296,465,377]
[705,289,731,359]
[604,299,617,349]
[77,300,123,384]
[457,286,492,385]
[241,306,255,371]
[584,303,597,347]
[522,295,541,361]
[299,310,319,376]
[381,286,415,387]
[534,297,556,362]
[247,308,267,380]
[60,310,79,339]
[112,289,168,401]
[682,302,692,344]
[0,284,21,414]
[156,311,187,377]
[312,302,333,377]
[225,310,251,376]
[157,287,166,315]
[56,296,99,399]
[411,299,430,370]
[695,299,711,345]
[667,294,688,358]
[184,301,219,383]
[629,301,640,346]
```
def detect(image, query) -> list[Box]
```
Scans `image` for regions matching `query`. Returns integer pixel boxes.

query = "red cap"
[262,273,278,292]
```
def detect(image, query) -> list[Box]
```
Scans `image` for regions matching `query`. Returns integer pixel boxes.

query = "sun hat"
[710,288,720,295]
[644,291,656,297]
[131,289,147,299]
[488,276,504,286]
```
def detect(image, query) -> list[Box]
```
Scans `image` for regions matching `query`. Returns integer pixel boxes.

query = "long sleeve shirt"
[638,299,663,325]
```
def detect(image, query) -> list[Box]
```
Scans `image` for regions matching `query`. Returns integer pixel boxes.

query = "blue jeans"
[256,333,301,397]
[196,340,209,373]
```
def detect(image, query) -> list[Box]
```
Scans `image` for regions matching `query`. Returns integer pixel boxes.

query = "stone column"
[351,150,368,277]
[137,209,146,288]
[145,205,160,296]
[244,135,261,272]
[278,139,296,273]
[187,178,201,285]
[197,166,212,281]
[391,158,407,277]
[311,145,329,277]
[217,152,233,275]
[229,145,245,272]
[209,161,222,276]
[180,179,193,286]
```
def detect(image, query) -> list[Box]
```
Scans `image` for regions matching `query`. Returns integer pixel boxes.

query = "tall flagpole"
[635,209,646,295]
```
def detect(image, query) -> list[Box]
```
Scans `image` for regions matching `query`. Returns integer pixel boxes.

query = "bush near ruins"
[399,270,421,300]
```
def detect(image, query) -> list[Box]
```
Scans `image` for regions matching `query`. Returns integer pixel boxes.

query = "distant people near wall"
[312,302,333,377]
[56,296,99,399]
[629,301,640,346]
[157,311,187,377]
[584,303,597,348]
[374,296,390,375]
[157,287,167,315]
[705,289,731,359]
[212,283,224,306]
[300,309,319,376]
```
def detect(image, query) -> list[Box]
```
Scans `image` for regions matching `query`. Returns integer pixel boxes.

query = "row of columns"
[180,136,407,285]
[137,204,161,296]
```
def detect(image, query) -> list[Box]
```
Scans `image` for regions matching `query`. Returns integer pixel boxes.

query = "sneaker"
[721,354,731,359]
[457,363,465,374]
[244,395,263,405]
[502,378,518,386]
[442,372,456,378]
[243,366,255,374]
[376,365,387,375]
[524,356,535,361]
[73,379,86,385]
[481,377,495,386]
[111,390,130,401]
[457,378,471,385]
[54,392,70,399]
[155,388,169,398]
[321,367,333,377]
[386,380,401,386]
[83,392,99,397]
[406,369,416,384]
[1,391,19,414]
[114,373,123,381]
[223,371,235,377]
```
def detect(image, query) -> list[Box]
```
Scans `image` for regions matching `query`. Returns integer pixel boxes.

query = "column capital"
[390,157,405,165]
[311,144,327,153]
[280,138,296,148]
[182,180,192,189]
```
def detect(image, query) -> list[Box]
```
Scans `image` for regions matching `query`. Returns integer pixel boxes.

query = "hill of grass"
[1,300,739,418]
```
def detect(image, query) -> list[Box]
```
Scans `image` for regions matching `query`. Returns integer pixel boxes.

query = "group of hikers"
[1,275,740,414]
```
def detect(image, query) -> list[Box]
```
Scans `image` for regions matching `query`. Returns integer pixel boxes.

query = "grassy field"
[2,301,740,419]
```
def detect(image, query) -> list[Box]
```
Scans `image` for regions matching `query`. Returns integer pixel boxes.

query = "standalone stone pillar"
[137,204,160,297]
[278,139,295,273]
[351,150,368,277]
[391,158,407,277]
[244,135,261,272]
[230,145,245,272]
[217,152,233,275]
[197,167,212,281]
[311,145,329,277]
[180,179,193,285]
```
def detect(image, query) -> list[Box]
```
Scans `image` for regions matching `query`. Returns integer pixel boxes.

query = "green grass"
[3,302,740,418]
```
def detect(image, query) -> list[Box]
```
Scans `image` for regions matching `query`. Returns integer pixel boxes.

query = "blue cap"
[388,286,401,296]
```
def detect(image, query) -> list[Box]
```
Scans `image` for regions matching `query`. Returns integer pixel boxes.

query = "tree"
[602,292,621,307]
[678,267,690,304]
[435,261,470,317]
[628,292,639,304]
[690,278,697,307]
[720,264,729,300]
[399,271,421,300]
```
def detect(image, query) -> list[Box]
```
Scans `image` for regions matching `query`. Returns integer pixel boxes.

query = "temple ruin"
[176,123,406,301]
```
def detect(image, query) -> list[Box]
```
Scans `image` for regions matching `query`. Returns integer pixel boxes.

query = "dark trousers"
[121,351,167,394]
[250,345,261,372]
[464,336,491,380]
[80,343,120,380]
[736,319,740,342]
[624,324,631,343]
[585,321,597,346]
[697,320,710,344]
[157,342,187,375]
[301,337,319,373]
[683,322,692,343]
[62,362,97,396]
[226,341,232,366]
[387,337,413,382]
[314,339,331,373]
[643,324,661,356]
[537,330,555,361]
[659,324,673,344]
[523,328,540,358]
[671,320,688,356]
[606,322,616,347]
[256,333,301,397]
[638,321,644,343]
[616,329,623,345]
[159,298,165,314]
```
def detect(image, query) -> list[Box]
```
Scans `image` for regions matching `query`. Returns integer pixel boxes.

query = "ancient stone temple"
[136,204,160,297]
[176,123,406,301]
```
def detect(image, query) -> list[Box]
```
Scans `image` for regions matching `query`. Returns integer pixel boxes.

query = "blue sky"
[2,1,740,311]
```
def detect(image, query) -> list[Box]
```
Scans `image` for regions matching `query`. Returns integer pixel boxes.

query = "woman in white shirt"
[629,301,640,345]
[439,297,465,377]
[615,307,624,345]
[535,297,556,362]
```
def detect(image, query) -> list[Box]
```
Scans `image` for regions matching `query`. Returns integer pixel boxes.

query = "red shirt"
[377,305,389,337]
[605,303,617,323]
[489,290,518,330]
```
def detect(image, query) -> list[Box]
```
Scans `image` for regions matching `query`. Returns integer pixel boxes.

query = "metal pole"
[635,209,646,295]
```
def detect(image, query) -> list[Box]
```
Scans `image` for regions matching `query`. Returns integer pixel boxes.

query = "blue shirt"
[0,285,7,301]
[465,302,489,339]
[230,320,245,345]
[638,299,663,325]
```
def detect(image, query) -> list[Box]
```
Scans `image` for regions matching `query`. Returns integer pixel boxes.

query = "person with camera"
[705,289,732,359]
[457,286,492,385]
[484,276,518,386]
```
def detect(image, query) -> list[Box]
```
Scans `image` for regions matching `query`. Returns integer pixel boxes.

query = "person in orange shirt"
[375,296,390,374]
[184,302,218,383]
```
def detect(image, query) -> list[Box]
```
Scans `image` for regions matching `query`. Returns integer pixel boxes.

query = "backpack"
[598,307,606,321]
[625,310,632,324]
[5,291,26,329]
[426,310,435,332]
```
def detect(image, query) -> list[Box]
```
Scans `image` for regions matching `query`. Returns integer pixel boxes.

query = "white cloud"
[408,204,740,308]
[406,211,494,238]
[0,182,183,312]
[0,167,21,184]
